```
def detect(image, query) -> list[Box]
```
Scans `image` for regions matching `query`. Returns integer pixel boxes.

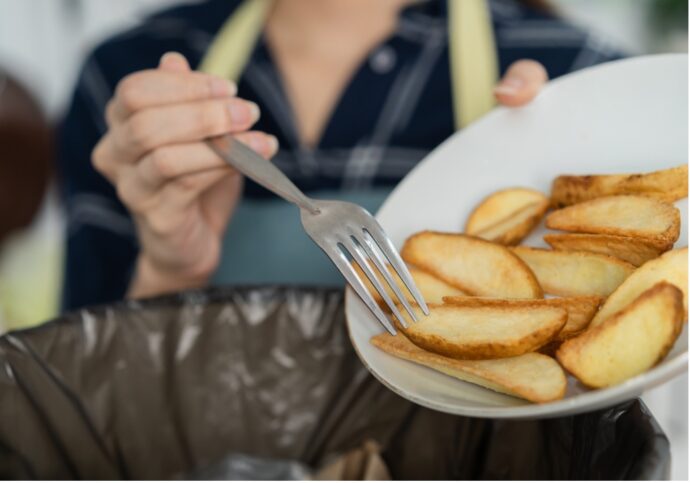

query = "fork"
[207,135,429,334]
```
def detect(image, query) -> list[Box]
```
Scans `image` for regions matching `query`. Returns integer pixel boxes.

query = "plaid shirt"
[59,0,623,310]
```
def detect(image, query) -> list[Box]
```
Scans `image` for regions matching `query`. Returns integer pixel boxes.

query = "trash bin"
[0,287,671,480]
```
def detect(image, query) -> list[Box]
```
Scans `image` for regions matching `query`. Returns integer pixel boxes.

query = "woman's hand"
[494,59,549,107]
[92,52,278,299]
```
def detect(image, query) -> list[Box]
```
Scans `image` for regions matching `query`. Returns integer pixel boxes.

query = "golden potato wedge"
[441,295,602,340]
[550,164,688,208]
[557,282,684,388]
[396,303,566,359]
[544,233,671,267]
[465,188,549,245]
[352,262,467,306]
[466,188,547,233]
[545,195,681,245]
[475,201,550,245]
[511,247,635,297]
[590,247,688,327]
[371,332,566,403]
[401,231,543,298]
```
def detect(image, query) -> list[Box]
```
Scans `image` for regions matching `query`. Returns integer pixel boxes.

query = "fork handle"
[207,135,320,215]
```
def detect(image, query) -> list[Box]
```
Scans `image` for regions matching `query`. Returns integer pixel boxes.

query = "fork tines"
[339,226,429,335]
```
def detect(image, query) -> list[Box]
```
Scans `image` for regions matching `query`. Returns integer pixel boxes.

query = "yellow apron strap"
[448,0,499,129]
[199,0,498,130]
[198,0,271,81]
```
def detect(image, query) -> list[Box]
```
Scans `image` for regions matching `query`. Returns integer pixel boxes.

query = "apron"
[200,0,498,286]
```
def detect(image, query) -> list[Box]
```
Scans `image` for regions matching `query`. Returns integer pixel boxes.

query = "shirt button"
[369,45,397,74]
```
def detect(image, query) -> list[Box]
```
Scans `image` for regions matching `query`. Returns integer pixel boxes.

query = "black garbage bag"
[0,287,670,480]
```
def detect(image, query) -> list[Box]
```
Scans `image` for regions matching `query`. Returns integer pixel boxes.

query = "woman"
[59,0,622,309]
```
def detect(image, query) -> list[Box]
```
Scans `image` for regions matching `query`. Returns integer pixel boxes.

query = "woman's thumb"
[494,59,548,107]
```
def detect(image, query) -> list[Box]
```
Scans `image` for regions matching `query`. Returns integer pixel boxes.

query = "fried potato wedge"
[545,195,681,245]
[474,201,550,245]
[371,332,566,403]
[396,303,566,359]
[352,263,467,306]
[511,247,635,297]
[401,231,543,298]
[466,188,547,233]
[591,247,688,327]
[465,188,549,245]
[544,233,671,267]
[557,282,684,388]
[441,295,602,340]
[550,164,688,208]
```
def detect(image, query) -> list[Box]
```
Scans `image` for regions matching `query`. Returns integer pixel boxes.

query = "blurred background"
[0,0,687,478]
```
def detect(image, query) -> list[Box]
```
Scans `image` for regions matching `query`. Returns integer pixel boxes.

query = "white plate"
[345,54,689,419]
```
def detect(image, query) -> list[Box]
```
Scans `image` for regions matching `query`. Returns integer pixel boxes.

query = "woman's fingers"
[106,67,237,125]
[137,142,232,189]
[145,168,235,235]
[96,51,277,241]
[158,133,278,211]
[136,132,276,187]
[114,160,230,216]
[96,127,277,189]
[234,131,280,159]
[166,168,234,208]
[92,133,124,181]
[494,59,548,107]
[111,97,260,160]
[108,131,278,212]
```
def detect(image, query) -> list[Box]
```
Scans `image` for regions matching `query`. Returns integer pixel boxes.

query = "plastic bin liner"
[0,287,670,479]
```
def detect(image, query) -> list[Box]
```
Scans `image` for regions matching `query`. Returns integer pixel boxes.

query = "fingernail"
[266,134,279,154]
[229,101,260,124]
[210,77,237,97]
[248,102,260,122]
[494,77,524,96]
[246,134,278,155]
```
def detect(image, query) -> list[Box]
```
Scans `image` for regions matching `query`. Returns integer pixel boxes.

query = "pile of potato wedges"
[365,165,688,404]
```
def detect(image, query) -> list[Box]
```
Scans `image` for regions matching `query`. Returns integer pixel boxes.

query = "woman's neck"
[265,0,417,147]
[268,0,413,52]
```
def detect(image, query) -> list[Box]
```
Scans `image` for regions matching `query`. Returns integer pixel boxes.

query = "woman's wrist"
[127,255,212,299]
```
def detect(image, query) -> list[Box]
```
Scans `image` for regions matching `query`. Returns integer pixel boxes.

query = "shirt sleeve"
[58,54,139,311]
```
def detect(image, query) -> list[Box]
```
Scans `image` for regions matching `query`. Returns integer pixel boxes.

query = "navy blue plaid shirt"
[59,0,623,310]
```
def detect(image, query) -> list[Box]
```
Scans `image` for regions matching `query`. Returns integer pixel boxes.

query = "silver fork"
[207,135,429,334]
